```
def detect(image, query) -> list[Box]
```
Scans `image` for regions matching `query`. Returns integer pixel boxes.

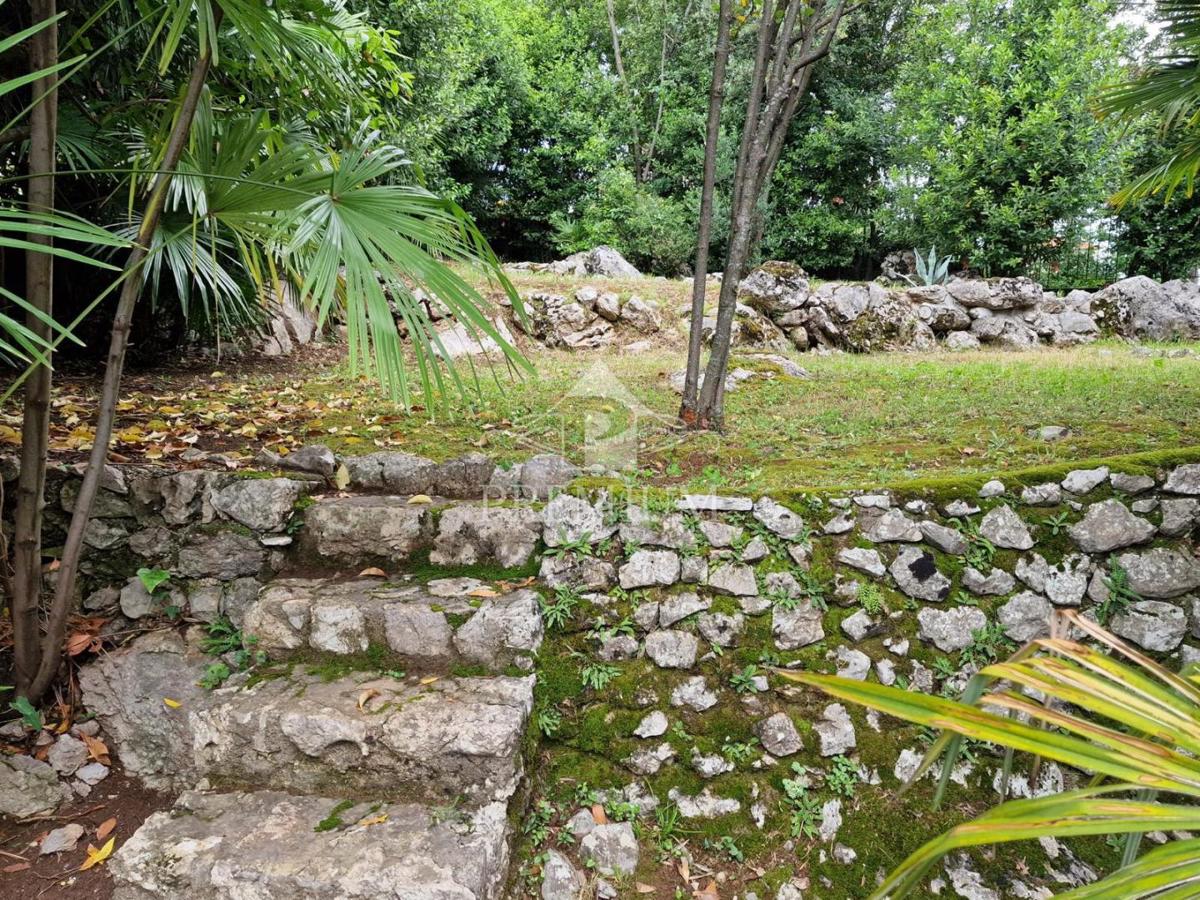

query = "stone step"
[193,668,533,807]
[81,631,534,807]
[243,576,543,671]
[110,788,511,900]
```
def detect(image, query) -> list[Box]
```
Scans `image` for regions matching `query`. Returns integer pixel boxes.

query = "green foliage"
[579,660,620,691]
[198,617,266,688]
[314,799,356,833]
[9,695,43,731]
[541,585,582,632]
[911,247,952,285]
[857,582,886,616]
[136,567,171,595]
[1098,560,1140,625]
[730,664,765,695]
[885,0,1133,274]
[536,707,562,737]
[960,623,1016,669]
[523,800,556,847]
[952,518,996,571]
[827,755,861,798]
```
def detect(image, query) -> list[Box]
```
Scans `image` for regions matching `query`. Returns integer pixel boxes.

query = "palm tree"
[786,611,1200,898]
[7,0,530,702]
[1098,0,1200,203]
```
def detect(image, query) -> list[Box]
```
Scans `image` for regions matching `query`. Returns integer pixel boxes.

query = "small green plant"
[314,799,355,833]
[857,581,886,616]
[960,622,1015,668]
[608,800,640,821]
[198,618,266,687]
[580,661,620,691]
[730,664,764,694]
[655,802,687,856]
[1099,560,1140,625]
[826,755,861,798]
[781,763,821,839]
[952,518,996,571]
[931,656,956,680]
[136,566,171,594]
[544,534,595,558]
[758,648,782,667]
[523,800,555,847]
[722,737,757,763]
[536,707,562,737]
[540,585,582,631]
[590,615,635,643]
[708,834,744,862]
[9,695,42,731]
[200,661,232,690]
[1041,511,1071,536]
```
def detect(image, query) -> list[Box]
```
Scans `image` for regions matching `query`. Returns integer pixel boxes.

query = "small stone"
[920,520,968,555]
[1021,483,1062,506]
[876,659,897,685]
[1165,464,1200,495]
[1116,549,1200,599]
[708,563,759,597]
[699,520,742,548]
[1160,499,1200,537]
[835,646,871,680]
[890,546,951,602]
[837,547,886,577]
[814,703,856,756]
[773,601,825,650]
[697,612,744,647]
[1111,472,1156,494]
[658,592,710,627]
[979,480,1005,498]
[980,505,1035,550]
[917,607,988,652]
[40,824,85,856]
[998,592,1053,642]
[75,762,109,785]
[1062,466,1109,495]
[962,566,1016,596]
[645,630,699,669]
[680,555,708,584]
[823,512,855,535]
[671,676,718,712]
[692,750,734,778]
[833,844,857,864]
[626,742,676,776]
[47,734,89,776]
[567,809,596,838]
[670,787,741,819]
[840,608,877,642]
[541,849,585,900]
[854,493,892,510]
[580,822,639,876]
[741,536,770,563]
[618,549,681,589]
[755,712,802,757]
[863,509,923,543]
[942,499,981,518]
[676,494,753,512]
[1032,425,1070,442]
[753,497,806,539]
[1068,499,1156,553]
[1111,601,1188,652]
[633,711,668,738]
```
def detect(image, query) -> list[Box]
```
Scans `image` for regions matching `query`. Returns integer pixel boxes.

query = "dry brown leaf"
[590,804,608,825]
[334,464,351,490]
[95,817,117,841]
[2,863,30,874]
[357,814,388,827]
[418,676,439,685]
[467,588,499,598]
[79,837,115,871]
[694,879,719,900]
[357,567,387,578]
[83,733,111,764]
[677,859,690,882]
[635,884,656,894]
[356,689,380,711]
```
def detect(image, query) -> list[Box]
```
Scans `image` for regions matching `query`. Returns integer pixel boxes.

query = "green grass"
[286,340,1200,495]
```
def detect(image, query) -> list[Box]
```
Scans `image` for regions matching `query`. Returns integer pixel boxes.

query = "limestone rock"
[708,563,759,596]
[454,590,545,666]
[753,497,806,539]
[431,505,543,568]
[863,509,922,543]
[580,822,639,876]
[980,505,1034,550]
[1111,601,1188,651]
[697,612,744,647]
[304,497,431,563]
[211,478,306,532]
[542,849,585,900]
[837,547,886,577]
[773,601,825,650]
[1067,499,1156,553]
[645,630,699,668]
[671,676,718,712]
[542,494,615,546]
[1116,549,1200,598]
[962,566,1016,596]
[619,549,681,589]
[756,712,802,757]
[0,754,70,818]
[917,607,988,652]
[814,703,856,756]
[1111,472,1156,494]
[177,531,266,580]
[890,546,951,602]
[920,520,968,555]
[998,592,1053,642]
[1061,466,1109,495]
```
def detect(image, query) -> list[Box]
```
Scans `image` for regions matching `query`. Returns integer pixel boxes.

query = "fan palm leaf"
[783,610,1200,898]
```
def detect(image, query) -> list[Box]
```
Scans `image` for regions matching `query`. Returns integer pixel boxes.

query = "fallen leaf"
[636,883,656,894]
[407,494,433,505]
[82,733,110,764]
[163,698,182,709]
[358,567,387,578]
[419,676,439,685]
[694,879,719,900]
[467,588,499,598]
[95,818,117,841]
[590,804,608,825]
[334,464,351,490]
[79,837,115,871]
[357,814,388,827]
[356,689,379,711]
[677,858,690,882]
[2,863,30,874]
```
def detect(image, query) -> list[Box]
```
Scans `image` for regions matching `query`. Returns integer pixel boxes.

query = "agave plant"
[785,610,1200,898]
[908,246,953,286]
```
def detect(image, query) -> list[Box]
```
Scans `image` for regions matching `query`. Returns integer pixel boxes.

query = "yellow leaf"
[357,689,379,711]
[357,813,388,827]
[163,697,182,709]
[468,588,499,598]
[334,464,351,490]
[79,837,115,871]
[407,494,433,505]
[419,676,439,685]
[358,567,387,578]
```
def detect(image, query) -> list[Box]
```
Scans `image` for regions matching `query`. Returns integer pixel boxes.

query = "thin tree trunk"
[12,0,59,696]
[679,0,732,424]
[606,0,643,181]
[23,27,218,702]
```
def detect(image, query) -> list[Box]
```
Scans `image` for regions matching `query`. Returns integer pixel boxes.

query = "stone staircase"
[82,522,545,899]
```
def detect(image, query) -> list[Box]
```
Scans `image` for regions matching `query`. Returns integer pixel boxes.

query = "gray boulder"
[304,497,431,564]
[1165,464,1200,496]
[1111,601,1188,651]
[998,592,1053,642]
[435,453,496,498]
[890,547,951,602]
[863,509,923,543]
[0,754,70,817]
[580,822,639,876]
[431,505,543,568]
[1067,499,1156,553]
[980,505,1035,550]
[542,494,615,546]
[772,601,825,649]
[1061,466,1109,495]
[1092,276,1200,340]
[542,850,585,900]
[211,478,306,532]
[619,549,681,589]
[837,547,886,577]
[277,444,336,477]
[1116,549,1200,599]
[917,607,988,652]
[708,563,759,596]
[756,712,803,757]
[177,531,266,580]
[454,590,545,666]
[644,630,699,669]
[518,454,579,500]
[753,497,806,539]
[814,703,856,756]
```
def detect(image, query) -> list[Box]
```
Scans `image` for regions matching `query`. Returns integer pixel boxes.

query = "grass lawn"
[23,334,1200,497]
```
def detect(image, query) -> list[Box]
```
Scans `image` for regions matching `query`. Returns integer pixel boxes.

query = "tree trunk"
[22,26,218,703]
[679,0,732,424]
[606,0,643,181]
[12,0,59,697]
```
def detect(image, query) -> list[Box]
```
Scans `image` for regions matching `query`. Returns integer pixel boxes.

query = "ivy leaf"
[136,567,171,595]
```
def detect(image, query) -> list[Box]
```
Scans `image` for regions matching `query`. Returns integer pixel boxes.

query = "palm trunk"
[680,0,732,424]
[12,0,59,697]
[22,27,217,702]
